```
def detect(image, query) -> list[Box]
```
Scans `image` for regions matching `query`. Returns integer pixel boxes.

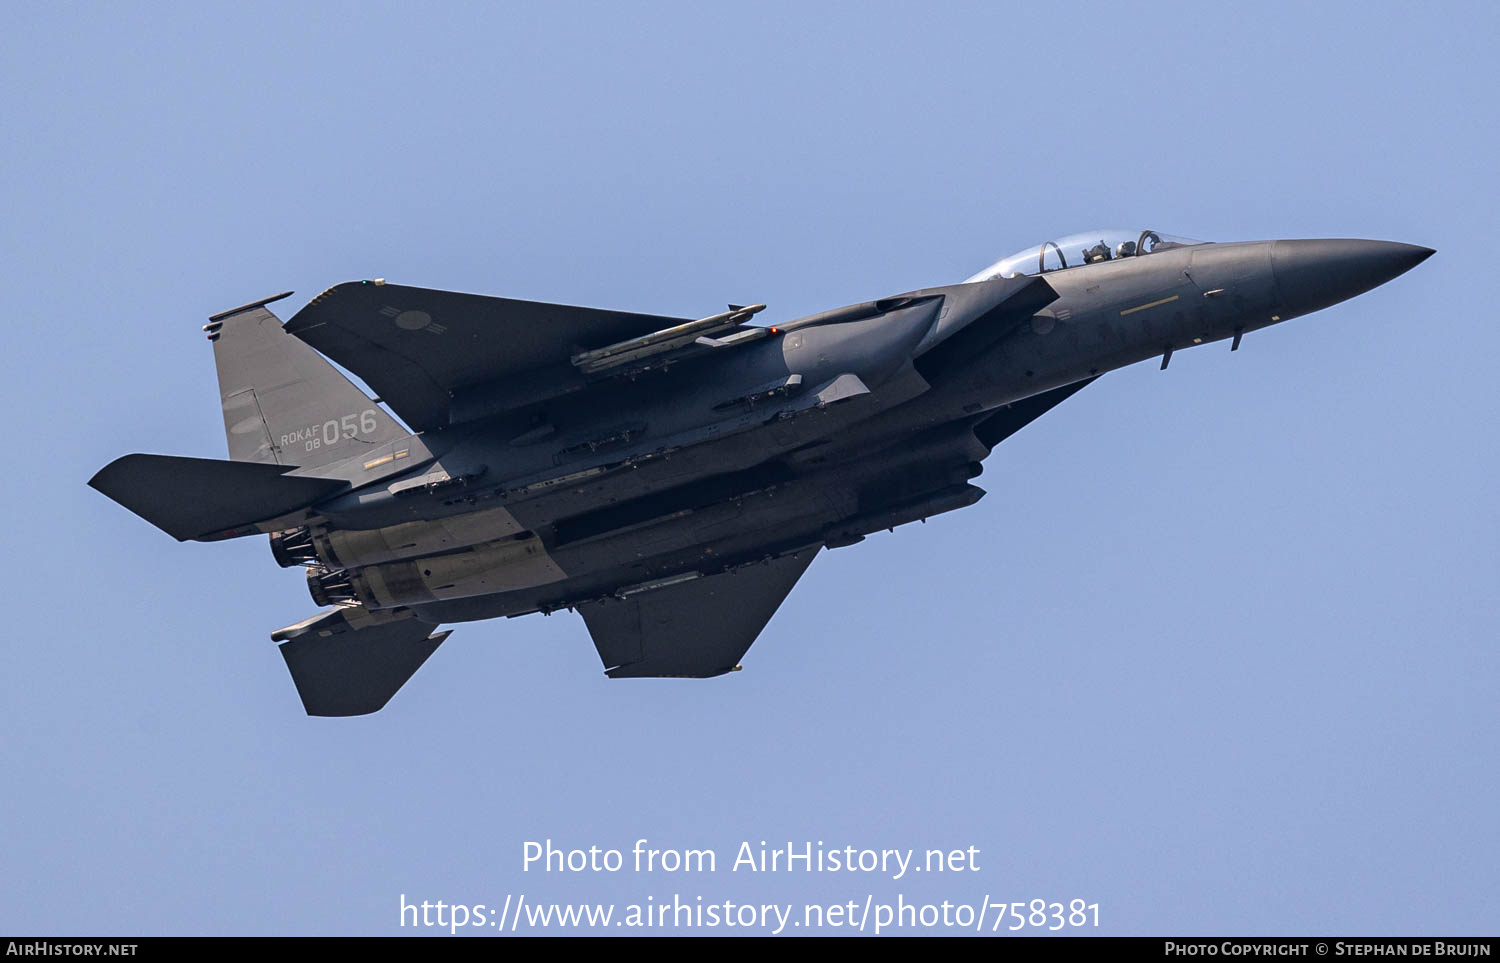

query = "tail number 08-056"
[282,409,381,451]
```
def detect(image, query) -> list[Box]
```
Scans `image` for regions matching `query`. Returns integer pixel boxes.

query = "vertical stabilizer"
[205,293,409,467]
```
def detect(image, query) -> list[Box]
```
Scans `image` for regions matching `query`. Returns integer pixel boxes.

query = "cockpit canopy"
[966,229,1205,281]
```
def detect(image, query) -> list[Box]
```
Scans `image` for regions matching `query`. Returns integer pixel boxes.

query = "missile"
[571,303,766,373]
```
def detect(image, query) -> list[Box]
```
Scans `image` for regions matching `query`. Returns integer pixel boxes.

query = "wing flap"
[284,282,696,431]
[579,549,820,678]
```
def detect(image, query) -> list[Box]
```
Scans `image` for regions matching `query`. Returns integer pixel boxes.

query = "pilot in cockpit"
[962,230,1203,284]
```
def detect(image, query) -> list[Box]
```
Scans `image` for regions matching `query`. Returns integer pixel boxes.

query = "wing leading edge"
[579,549,821,678]
[973,375,1098,451]
[284,282,698,431]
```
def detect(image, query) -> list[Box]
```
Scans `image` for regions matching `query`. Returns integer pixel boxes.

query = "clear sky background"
[3,1,1495,936]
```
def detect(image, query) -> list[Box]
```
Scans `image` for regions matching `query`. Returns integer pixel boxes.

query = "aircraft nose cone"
[1271,239,1434,319]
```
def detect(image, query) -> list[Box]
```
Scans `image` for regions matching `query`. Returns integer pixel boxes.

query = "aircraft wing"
[972,375,1098,451]
[283,282,699,432]
[578,548,820,678]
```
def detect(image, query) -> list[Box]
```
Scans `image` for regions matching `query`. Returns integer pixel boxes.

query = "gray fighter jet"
[90,231,1433,715]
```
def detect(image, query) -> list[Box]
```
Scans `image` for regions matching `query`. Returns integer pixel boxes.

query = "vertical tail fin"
[205,293,410,467]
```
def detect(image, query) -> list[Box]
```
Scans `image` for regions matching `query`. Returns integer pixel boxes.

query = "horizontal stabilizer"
[89,453,347,541]
[579,548,819,678]
[276,609,449,716]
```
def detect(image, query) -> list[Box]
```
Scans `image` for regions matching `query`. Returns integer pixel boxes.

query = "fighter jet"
[90,230,1433,715]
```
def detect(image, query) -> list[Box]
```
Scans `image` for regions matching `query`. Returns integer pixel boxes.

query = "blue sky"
[3,1,1494,935]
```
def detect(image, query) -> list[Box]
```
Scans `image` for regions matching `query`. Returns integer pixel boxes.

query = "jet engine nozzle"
[1271,239,1434,320]
[270,527,318,568]
[306,566,359,607]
